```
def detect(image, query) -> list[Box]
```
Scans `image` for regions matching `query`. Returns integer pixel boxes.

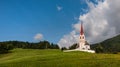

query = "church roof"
[85,41,90,45]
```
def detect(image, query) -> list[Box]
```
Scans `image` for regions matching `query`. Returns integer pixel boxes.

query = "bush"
[0,44,13,54]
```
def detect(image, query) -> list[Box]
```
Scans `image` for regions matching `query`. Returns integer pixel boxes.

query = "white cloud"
[34,33,43,41]
[58,0,120,48]
[74,16,79,20]
[58,31,79,48]
[57,5,62,11]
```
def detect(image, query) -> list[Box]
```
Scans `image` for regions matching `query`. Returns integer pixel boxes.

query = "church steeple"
[80,22,84,35]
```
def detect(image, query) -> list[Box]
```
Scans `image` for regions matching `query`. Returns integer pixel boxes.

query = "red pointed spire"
[80,22,84,35]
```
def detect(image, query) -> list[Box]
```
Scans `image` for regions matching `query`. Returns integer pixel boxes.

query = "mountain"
[91,34,120,53]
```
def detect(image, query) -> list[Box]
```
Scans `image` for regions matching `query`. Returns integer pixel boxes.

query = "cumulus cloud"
[58,31,79,48]
[57,5,62,11]
[34,33,43,41]
[58,0,120,48]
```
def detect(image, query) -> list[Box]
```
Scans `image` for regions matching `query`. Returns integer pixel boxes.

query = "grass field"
[0,49,120,67]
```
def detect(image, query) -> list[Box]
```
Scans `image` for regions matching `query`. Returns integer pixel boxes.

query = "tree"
[50,43,59,49]
[61,47,67,50]
[95,44,104,53]
[69,43,78,49]
[0,44,13,54]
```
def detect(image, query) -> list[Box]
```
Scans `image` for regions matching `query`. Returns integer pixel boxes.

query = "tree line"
[0,41,59,54]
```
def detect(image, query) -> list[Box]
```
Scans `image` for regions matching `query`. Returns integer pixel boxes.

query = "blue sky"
[0,0,96,43]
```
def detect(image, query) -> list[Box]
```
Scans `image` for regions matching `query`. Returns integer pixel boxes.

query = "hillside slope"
[0,49,120,67]
[91,34,120,53]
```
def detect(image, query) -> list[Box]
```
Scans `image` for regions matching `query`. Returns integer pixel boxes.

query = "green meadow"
[0,49,120,67]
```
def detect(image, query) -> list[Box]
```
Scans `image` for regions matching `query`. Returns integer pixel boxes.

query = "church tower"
[78,22,90,50]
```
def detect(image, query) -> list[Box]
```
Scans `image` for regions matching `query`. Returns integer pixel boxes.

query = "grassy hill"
[91,34,120,53]
[0,49,120,67]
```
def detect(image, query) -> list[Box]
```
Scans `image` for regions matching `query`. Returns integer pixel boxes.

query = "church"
[75,22,95,53]
[64,22,95,53]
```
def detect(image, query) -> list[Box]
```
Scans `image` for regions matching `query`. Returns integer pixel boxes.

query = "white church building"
[64,22,95,53]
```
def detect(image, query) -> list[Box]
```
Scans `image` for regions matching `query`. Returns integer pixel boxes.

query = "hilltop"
[0,49,120,67]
